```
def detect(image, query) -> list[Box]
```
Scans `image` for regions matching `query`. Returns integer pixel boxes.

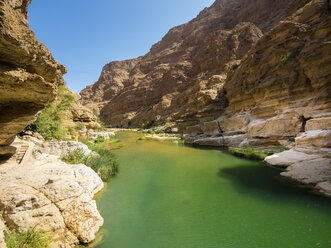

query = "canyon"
[0,0,330,247]
[81,0,331,195]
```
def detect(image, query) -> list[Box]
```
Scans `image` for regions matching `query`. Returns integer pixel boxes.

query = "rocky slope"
[81,0,307,127]
[0,137,104,247]
[64,87,101,131]
[81,0,330,194]
[0,0,66,152]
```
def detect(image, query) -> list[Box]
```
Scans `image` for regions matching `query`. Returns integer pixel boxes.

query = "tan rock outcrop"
[64,90,101,131]
[81,0,301,127]
[265,149,331,196]
[223,0,331,143]
[0,218,6,248]
[0,0,66,147]
[201,121,221,136]
[295,130,331,148]
[0,158,104,247]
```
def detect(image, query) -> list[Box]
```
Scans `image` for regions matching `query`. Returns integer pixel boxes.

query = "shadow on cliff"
[218,163,331,212]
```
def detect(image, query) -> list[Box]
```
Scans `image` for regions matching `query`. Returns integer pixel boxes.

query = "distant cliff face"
[0,0,66,147]
[220,0,331,145]
[81,0,302,127]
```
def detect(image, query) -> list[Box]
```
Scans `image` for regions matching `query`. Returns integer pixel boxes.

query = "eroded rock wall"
[0,0,66,147]
[220,0,331,146]
[80,0,303,127]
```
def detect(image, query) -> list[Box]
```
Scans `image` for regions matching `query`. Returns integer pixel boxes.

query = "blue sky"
[29,0,214,93]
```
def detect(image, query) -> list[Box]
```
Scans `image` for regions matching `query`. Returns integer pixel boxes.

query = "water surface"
[95,132,331,248]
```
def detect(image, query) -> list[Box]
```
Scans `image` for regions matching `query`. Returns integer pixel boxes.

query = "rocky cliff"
[81,0,330,194]
[0,0,66,150]
[81,0,307,127]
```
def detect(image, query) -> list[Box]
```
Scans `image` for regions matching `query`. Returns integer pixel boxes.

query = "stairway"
[3,140,30,165]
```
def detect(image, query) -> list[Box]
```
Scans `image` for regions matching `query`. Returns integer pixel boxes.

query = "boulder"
[280,158,331,185]
[87,131,115,141]
[219,114,249,132]
[201,121,221,136]
[295,130,331,148]
[306,117,331,131]
[0,218,6,248]
[0,158,104,247]
[223,134,248,147]
[248,116,301,138]
[36,141,93,157]
[192,137,224,147]
[185,125,202,136]
[0,146,17,155]
[265,150,320,167]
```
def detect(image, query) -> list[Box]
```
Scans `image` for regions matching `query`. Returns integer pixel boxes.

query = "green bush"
[185,121,198,127]
[201,117,214,123]
[95,136,106,143]
[5,229,52,248]
[230,146,267,161]
[29,85,75,141]
[141,120,155,129]
[62,148,119,181]
[280,49,301,64]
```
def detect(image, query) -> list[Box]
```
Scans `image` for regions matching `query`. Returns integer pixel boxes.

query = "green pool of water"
[94,132,331,248]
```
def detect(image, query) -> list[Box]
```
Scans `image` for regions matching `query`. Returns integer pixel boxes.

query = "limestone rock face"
[64,90,101,131]
[223,0,331,143]
[295,130,331,148]
[0,158,104,247]
[265,148,331,196]
[0,0,66,146]
[35,140,94,157]
[201,121,221,136]
[81,0,301,127]
[0,218,6,248]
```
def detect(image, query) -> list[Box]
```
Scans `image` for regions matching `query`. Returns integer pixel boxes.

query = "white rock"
[0,154,104,247]
[0,218,6,248]
[37,141,93,157]
[295,130,331,148]
[87,131,115,141]
[316,182,331,197]
[264,150,320,167]
[193,137,224,147]
[280,158,331,184]
[58,194,104,243]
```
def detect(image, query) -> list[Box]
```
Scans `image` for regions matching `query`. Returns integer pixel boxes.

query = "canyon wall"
[0,0,66,150]
[81,0,330,148]
[81,0,308,127]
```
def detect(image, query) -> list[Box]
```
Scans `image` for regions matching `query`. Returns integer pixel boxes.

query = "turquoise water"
[94,132,331,248]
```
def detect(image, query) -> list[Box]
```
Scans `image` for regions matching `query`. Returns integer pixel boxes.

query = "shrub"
[201,117,214,123]
[29,85,75,141]
[185,121,198,127]
[280,48,301,64]
[95,136,106,143]
[230,146,267,161]
[288,137,295,143]
[62,148,119,181]
[141,120,155,129]
[5,229,52,248]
